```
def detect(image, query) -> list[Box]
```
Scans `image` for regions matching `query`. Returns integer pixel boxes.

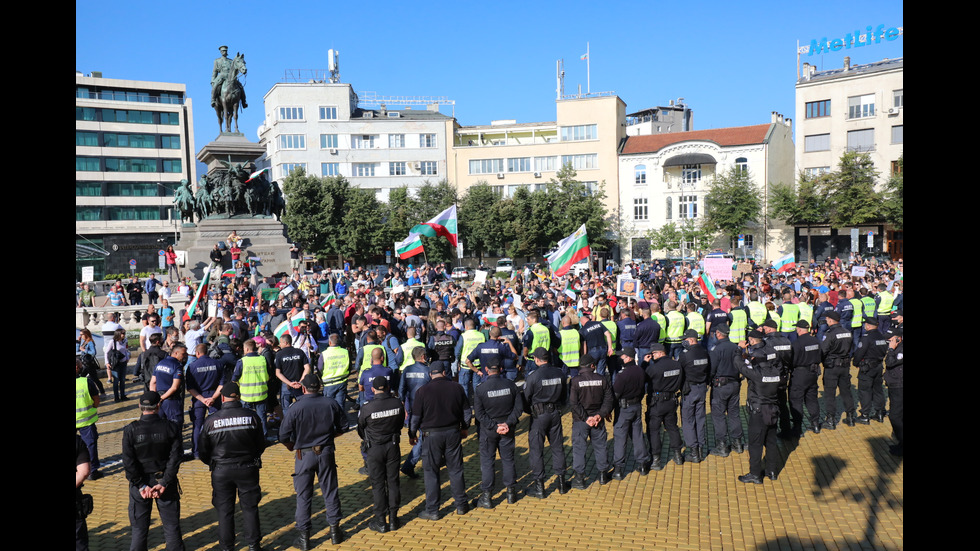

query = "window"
[159,112,180,125]
[848,94,875,119]
[633,197,648,220]
[582,181,598,195]
[320,134,338,149]
[321,163,340,176]
[162,159,182,173]
[534,156,557,172]
[107,206,162,221]
[159,93,181,105]
[76,157,100,171]
[102,109,154,124]
[679,195,698,219]
[805,100,831,119]
[560,154,598,170]
[469,158,504,175]
[507,157,531,173]
[279,107,304,121]
[420,134,437,148]
[847,129,875,152]
[733,234,754,250]
[893,89,903,109]
[390,162,407,176]
[76,131,98,147]
[891,125,903,144]
[105,158,158,172]
[75,182,102,196]
[420,161,438,176]
[353,163,378,177]
[352,135,377,149]
[735,157,748,175]
[106,183,159,197]
[161,135,180,149]
[665,197,672,220]
[891,160,903,175]
[104,133,156,148]
[76,207,102,221]
[635,165,647,185]
[804,167,831,178]
[76,107,96,121]
[278,134,306,150]
[804,134,831,152]
[560,124,598,141]
[319,106,338,120]
[280,163,306,177]
[389,134,405,148]
[681,164,701,184]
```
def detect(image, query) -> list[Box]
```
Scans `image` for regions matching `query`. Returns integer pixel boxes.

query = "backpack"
[106,344,127,372]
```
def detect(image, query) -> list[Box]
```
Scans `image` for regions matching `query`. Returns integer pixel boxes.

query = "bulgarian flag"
[273,320,291,340]
[222,268,236,278]
[290,311,308,331]
[320,292,337,309]
[184,262,213,320]
[246,167,270,182]
[547,224,590,277]
[411,205,458,247]
[774,252,796,273]
[697,271,718,302]
[395,232,424,259]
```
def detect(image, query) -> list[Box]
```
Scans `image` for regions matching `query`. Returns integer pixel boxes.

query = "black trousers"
[211,465,261,549]
[711,381,743,443]
[128,483,184,551]
[747,407,779,476]
[646,397,681,457]
[528,410,566,481]
[613,403,649,468]
[571,419,608,475]
[888,385,903,447]
[422,429,467,513]
[823,366,855,419]
[857,367,886,416]
[293,446,341,530]
[479,427,516,493]
[365,441,401,521]
[789,367,820,429]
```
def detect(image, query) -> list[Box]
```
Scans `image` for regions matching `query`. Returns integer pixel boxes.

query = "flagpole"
[586,42,590,94]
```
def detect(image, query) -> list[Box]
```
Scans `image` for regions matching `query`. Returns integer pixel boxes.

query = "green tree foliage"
[679,218,716,256]
[280,167,344,259]
[647,222,681,258]
[769,173,830,261]
[458,181,502,262]
[819,151,881,227]
[881,155,903,229]
[703,166,763,247]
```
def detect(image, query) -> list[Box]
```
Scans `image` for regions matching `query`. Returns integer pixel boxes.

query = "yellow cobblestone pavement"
[80,369,902,550]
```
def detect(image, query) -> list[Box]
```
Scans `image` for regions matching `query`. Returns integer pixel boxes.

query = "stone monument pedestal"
[177,218,292,281]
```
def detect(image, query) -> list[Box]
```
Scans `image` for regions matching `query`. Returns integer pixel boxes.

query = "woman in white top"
[506,304,526,336]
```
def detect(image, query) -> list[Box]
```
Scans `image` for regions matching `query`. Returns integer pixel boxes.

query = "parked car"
[452,266,471,279]
[496,258,514,274]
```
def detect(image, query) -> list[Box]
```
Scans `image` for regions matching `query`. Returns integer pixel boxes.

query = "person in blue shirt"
[149,344,188,443]
[185,343,226,458]
[334,279,348,298]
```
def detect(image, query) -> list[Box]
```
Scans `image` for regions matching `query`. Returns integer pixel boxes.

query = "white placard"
[81,266,94,283]
[474,270,488,284]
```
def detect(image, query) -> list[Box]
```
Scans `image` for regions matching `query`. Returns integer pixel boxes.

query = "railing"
[75,91,184,104]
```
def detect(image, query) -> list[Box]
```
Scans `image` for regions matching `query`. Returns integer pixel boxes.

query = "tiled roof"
[621,124,773,155]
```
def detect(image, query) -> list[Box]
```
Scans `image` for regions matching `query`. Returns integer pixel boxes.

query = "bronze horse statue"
[215,53,247,133]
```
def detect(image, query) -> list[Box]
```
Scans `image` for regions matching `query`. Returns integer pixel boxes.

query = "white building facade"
[618,115,795,262]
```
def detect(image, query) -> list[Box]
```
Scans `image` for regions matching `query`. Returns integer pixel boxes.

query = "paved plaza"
[81,370,902,551]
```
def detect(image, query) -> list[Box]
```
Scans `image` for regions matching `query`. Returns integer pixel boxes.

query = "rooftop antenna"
[327,49,340,83]
[556,59,565,99]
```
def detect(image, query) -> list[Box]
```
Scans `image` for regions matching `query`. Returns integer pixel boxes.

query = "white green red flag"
[697,271,718,302]
[290,312,307,330]
[774,253,796,273]
[184,262,213,320]
[395,232,424,259]
[273,320,291,340]
[547,224,590,277]
[411,204,458,247]
[319,292,337,309]
[246,167,270,182]
[222,268,236,278]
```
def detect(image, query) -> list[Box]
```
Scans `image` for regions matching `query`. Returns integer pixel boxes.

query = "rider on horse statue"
[211,45,247,109]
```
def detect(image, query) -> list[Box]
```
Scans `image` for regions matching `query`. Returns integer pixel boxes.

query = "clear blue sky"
[77,0,903,159]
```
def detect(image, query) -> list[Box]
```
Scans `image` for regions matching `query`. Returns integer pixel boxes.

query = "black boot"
[525,479,545,499]
[368,517,388,533]
[731,438,746,454]
[650,456,664,471]
[710,440,731,458]
[738,472,764,484]
[294,530,311,551]
[506,486,518,504]
[672,449,684,466]
[476,492,493,509]
[874,411,886,423]
[612,466,626,480]
[637,462,650,476]
[843,413,856,427]
[598,469,613,485]
[330,524,344,545]
[571,472,587,490]
[388,511,400,532]
[557,473,570,494]
[685,447,702,463]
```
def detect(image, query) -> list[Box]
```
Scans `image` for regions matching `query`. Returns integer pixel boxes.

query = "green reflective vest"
[769,310,781,332]
[849,298,864,328]
[601,320,619,349]
[652,313,667,343]
[861,296,876,319]
[798,303,814,328]
[877,291,894,315]
[779,303,800,333]
[320,347,350,387]
[239,355,269,404]
[559,328,580,367]
[687,312,706,338]
[528,323,551,358]
[665,311,685,343]
[730,309,748,343]
[360,344,385,371]
[461,330,486,367]
[747,301,767,326]
[400,338,424,369]
[75,377,98,429]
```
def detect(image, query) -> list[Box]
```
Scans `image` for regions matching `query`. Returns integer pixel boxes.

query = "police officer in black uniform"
[736,330,783,484]
[426,320,457,377]
[789,320,823,436]
[821,311,855,429]
[568,354,614,489]
[678,330,710,463]
[761,319,794,439]
[708,325,745,457]
[357,376,406,532]
[279,374,347,548]
[472,358,524,507]
[852,317,889,424]
[884,328,903,456]
[121,391,185,551]
[198,382,266,551]
[611,346,650,479]
[644,343,684,470]
[410,363,470,520]
[522,348,569,498]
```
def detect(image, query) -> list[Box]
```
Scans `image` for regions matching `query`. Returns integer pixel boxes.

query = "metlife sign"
[798,24,903,56]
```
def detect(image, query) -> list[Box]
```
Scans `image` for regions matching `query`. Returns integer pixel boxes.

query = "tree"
[679,218,716,257]
[703,166,763,250]
[280,168,346,260]
[647,222,681,259]
[819,151,881,227]
[769,173,830,262]
[413,179,458,263]
[881,155,903,229]
[458,182,503,262]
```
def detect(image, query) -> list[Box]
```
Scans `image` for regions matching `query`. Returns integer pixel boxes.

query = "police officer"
[634,308,662,362]
[579,309,614,378]
[186,343,225,460]
[149,343,188,440]
[852,318,889,424]
[233,339,271,439]
[76,358,103,481]
[708,325,745,456]
[569,354,614,488]
[198,382,266,551]
[678,330,710,463]
[279,374,347,548]
[357,376,405,532]
[611,346,650,479]
[398,349,432,479]
[410,362,471,520]
[760,319,793,439]
[317,334,350,410]
[426,319,457,376]
[884,328,903,456]
[821,311,855,429]
[644,343,684,470]
[789,320,822,436]
[472,358,524,507]
[466,326,517,394]
[122,391,185,551]
[557,315,583,379]
[523,311,555,376]
[664,301,687,360]
[457,318,487,399]
[736,330,783,484]
[522,348,569,498]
